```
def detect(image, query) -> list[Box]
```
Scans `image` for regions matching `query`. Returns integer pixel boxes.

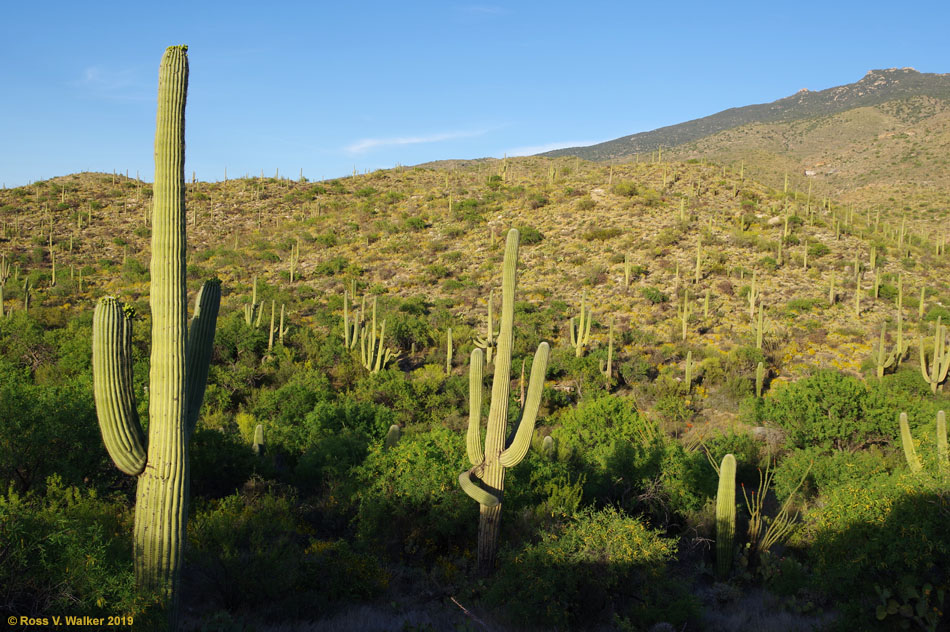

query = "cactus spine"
[919,318,950,393]
[569,291,592,357]
[458,229,550,574]
[716,453,737,578]
[92,46,220,625]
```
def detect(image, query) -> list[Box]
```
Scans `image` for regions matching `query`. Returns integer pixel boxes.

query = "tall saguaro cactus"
[92,46,220,626]
[458,229,550,574]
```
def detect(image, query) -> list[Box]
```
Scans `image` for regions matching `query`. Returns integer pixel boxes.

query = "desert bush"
[758,370,892,450]
[0,476,158,619]
[351,426,471,563]
[188,486,386,619]
[486,507,693,628]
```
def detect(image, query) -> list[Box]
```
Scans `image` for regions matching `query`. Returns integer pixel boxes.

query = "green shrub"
[518,225,544,244]
[641,286,669,304]
[552,395,663,506]
[0,477,159,620]
[351,426,471,563]
[771,446,890,503]
[486,507,692,628]
[189,486,387,618]
[793,472,950,628]
[759,370,892,450]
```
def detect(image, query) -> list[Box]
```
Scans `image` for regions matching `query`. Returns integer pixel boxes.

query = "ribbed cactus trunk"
[137,43,189,618]
[477,234,517,572]
[716,453,736,578]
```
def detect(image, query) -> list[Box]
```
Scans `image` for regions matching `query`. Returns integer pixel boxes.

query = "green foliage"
[552,395,663,506]
[758,370,893,450]
[486,507,691,628]
[188,486,386,618]
[0,359,108,492]
[641,286,669,304]
[794,471,950,628]
[517,225,544,244]
[771,446,890,503]
[352,426,471,562]
[0,476,159,619]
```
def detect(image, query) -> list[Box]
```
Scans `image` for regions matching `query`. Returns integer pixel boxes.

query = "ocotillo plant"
[919,318,949,393]
[569,291,592,357]
[473,288,498,364]
[92,46,220,626]
[716,454,737,578]
[458,229,550,574]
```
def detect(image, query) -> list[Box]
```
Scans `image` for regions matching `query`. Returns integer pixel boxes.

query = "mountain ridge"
[541,68,950,162]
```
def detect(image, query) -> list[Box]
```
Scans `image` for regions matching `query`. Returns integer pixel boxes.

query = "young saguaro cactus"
[569,291,592,357]
[458,229,550,574]
[473,288,498,364]
[92,46,220,626]
[919,318,950,393]
[716,453,737,578]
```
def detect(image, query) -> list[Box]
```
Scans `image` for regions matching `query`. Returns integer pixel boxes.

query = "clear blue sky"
[2,1,948,187]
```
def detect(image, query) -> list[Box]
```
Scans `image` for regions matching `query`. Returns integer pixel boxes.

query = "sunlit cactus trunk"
[91,46,221,628]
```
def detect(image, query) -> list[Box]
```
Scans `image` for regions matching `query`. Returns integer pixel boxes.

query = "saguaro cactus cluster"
[458,229,550,574]
[92,46,220,626]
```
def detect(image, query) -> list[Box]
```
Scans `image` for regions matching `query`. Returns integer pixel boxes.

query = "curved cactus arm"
[899,412,922,473]
[458,469,500,507]
[937,410,947,474]
[466,349,484,466]
[93,297,147,476]
[500,342,550,468]
[185,278,221,437]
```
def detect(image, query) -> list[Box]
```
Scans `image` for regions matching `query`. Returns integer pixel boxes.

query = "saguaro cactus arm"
[185,279,221,436]
[899,412,922,473]
[92,298,147,476]
[499,343,550,468]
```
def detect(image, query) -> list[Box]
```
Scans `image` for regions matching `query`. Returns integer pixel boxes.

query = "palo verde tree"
[91,45,220,626]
